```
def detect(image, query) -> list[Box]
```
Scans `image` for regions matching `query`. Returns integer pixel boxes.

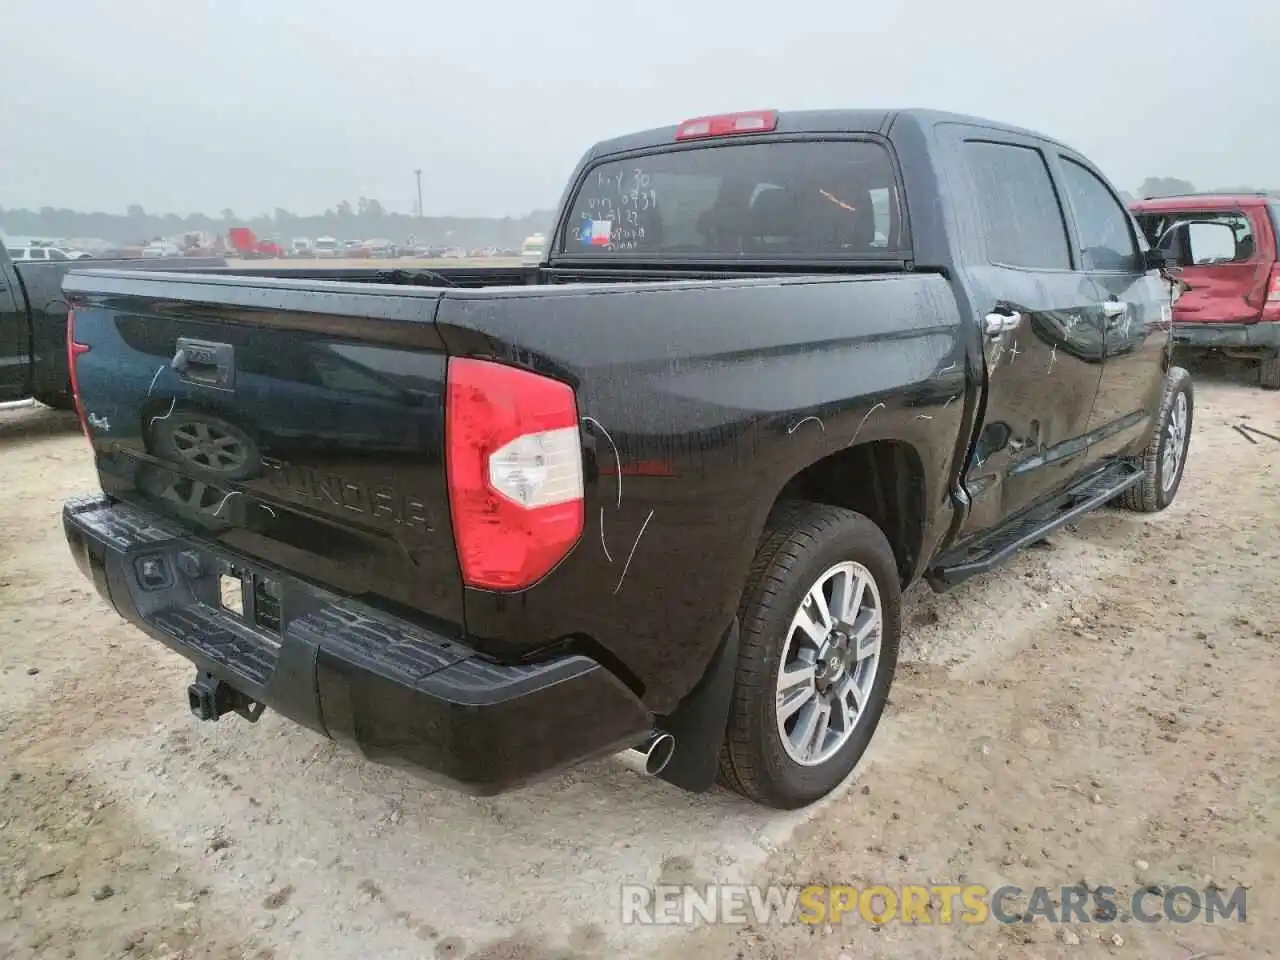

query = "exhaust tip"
[644,732,676,776]
[619,731,676,778]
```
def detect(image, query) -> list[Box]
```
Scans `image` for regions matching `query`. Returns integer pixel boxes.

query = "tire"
[718,502,901,809]
[1118,365,1193,513]
[1260,357,1280,390]
[150,410,260,482]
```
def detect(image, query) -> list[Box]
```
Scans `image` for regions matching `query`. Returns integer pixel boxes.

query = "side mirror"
[1142,247,1169,272]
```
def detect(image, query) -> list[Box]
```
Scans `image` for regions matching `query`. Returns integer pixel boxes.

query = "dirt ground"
[1,360,1276,959]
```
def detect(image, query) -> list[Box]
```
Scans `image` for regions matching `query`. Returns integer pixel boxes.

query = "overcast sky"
[1,0,1273,218]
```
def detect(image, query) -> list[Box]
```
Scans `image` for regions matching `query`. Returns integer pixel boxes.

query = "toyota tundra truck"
[60,109,1191,809]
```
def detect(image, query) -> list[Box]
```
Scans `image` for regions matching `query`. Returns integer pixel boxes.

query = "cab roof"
[1131,193,1276,211]
[585,108,1072,159]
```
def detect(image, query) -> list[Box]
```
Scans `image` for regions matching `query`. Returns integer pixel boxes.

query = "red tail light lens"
[1264,263,1280,320]
[445,357,584,591]
[66,309,91,438]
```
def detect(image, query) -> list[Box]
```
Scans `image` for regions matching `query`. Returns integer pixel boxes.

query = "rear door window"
[1057,158,1140,272]
[962,141,1072,271]
[562,140,905,259]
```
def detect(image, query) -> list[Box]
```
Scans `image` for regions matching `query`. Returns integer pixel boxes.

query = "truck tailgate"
[63,270,465,631]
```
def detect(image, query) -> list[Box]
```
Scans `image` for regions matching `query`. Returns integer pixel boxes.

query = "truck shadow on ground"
[0,402,80,447]
[1176,351,1268,388]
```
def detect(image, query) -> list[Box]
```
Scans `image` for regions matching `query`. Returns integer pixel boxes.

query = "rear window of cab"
[560,140,906,260]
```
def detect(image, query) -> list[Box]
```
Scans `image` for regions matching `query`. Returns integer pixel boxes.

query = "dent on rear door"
[1085,270,1170,460]
[1054,154,1172,461]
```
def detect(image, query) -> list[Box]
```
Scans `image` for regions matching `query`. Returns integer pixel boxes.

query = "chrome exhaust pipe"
[618,730,676,777]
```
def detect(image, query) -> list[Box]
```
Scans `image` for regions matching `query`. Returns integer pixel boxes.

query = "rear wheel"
[1260,357,1280,390]
[1119,366,1193,513]
[718,502,900,809]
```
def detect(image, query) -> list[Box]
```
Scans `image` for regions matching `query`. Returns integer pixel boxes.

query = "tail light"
[675,110,777,141]
[1264,263,1280,320]
[66,309,91,438]
[445,357,584,591]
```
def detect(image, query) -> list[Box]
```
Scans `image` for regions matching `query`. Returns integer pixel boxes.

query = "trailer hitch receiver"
[187,671,266,723]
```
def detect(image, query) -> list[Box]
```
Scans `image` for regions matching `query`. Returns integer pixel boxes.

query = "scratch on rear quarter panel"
[581,416,622,508]
[599,507,613,563]
[786,416,825,435]
[847,402,885,447]
[612,509,654,595]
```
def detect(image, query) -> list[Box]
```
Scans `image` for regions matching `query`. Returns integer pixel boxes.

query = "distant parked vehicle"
[313,236,341,258]
[439,246,465,258]
[366,239,397,258]
[6,244,77,262]
[291,238,315,258]
[227,227,284,259]
[1131,193,1280,388]
[521,233,546,264]
[343,241,372,258]
[141,240,182,258]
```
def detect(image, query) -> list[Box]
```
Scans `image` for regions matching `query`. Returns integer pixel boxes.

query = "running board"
[927,461,1144,590]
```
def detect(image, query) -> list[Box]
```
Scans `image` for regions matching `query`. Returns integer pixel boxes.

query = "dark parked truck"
[61,109,1192,809]
[0,245,225,407]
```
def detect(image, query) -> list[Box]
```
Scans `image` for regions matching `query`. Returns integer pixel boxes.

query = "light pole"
[414,169,423,218]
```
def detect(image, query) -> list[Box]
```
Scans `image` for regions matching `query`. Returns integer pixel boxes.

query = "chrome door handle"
[1102,300,1128,318]
[983,312,1022,337]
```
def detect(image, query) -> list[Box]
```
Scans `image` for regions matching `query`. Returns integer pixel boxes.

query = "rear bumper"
[62,494,650,794]
[1173,320,1280,354]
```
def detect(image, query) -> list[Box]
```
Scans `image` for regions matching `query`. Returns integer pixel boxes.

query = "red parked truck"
[1131,193,1280,388]
[227,227,285,260]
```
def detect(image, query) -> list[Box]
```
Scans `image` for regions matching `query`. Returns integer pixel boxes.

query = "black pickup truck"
[0,246,224,407]
[60,109,1190,810]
